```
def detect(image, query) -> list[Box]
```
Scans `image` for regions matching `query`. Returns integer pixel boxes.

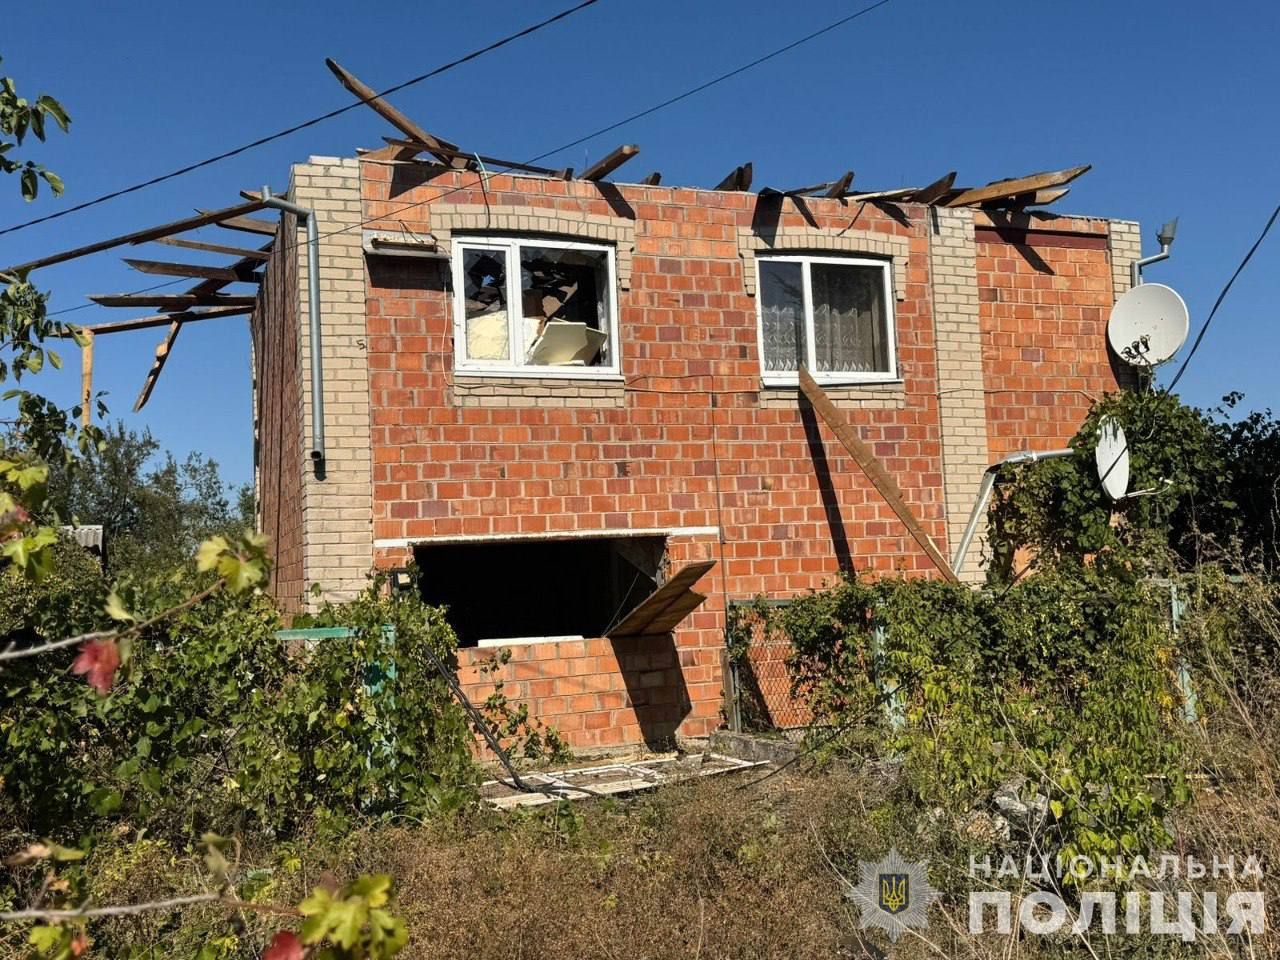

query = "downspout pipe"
[952,448,1075,577]
[260,186,325,476]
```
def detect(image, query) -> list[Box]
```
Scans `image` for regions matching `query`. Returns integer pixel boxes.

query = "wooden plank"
[326,58,460,164]
[152,237,272,260]
[123,258,245,282]
[982,187,1070,209]
[134,321,183,412]
[238,188,286,203]
[56,306,254,337]
[200,212,279,237]
[88,293,256,309]
[608,561,716,639]
[798,367,959,583]
[714,163,753,192]
[580,144,640,181]
[641,172,662,186]
[4,199,270,274]
[909,171,957,205]
[824,170,855,198]
[944,164,1091,208]
[845,186,919,202]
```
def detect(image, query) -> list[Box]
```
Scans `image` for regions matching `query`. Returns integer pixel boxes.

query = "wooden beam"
[715,163,753,192]
[982,187,1070,209]
[845,186,918,203]
[380,138,575,177]
[152,237,272,261]
[910,171,957,205]
[580,144,640,181]
[88,293,257,309]
[824,170,855,198]
[3,199,270,275]
[641,172,662,186]
[57,306,254,337]
[123,258,252,283]
[132,247,267,410]
[79,331,94,429]
[326,58,460,164]
[944,164,1091,208]
[238,188,287,203]
[134,321,183,412]
[798,367,960,583]
[199,212,279,237]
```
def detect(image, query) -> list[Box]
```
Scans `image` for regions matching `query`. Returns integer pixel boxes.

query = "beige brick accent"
[930,208,990,583]
[450,375,626,408]
[294,156,374,606]
[736,225,909,299]
[1107,219,1142,391]
[426,205,636,289]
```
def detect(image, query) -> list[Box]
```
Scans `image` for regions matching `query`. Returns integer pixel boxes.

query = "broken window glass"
[462,246,510,362]
[454,238,617,373]
[756,255,894,381]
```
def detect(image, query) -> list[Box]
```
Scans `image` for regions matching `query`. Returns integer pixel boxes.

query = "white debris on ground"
[478,752,768,809]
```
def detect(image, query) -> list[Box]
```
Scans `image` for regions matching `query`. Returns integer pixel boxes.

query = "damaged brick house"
[239,68,1143,753]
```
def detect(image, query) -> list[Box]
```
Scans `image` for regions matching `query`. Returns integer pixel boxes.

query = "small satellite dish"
[1095,417,1130,501]
[1107,283,1189,367]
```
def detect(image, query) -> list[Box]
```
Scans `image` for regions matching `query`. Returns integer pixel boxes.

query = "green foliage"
[1,575,476,839]
[0,61,69,202]
[987,390,1234,580]
[473,646,571,763]
[45,422,254,582]
[782,567,1190,869]
[297,874,407,959]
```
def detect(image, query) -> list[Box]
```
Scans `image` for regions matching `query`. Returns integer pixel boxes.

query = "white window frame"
[753,253,898,387]
[451,235,621,380]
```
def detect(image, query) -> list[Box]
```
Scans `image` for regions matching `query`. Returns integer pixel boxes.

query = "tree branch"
[0,581,222,663]
[0,892,302,923]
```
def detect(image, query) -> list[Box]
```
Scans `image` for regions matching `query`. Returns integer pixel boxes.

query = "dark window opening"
[414,536,664,647]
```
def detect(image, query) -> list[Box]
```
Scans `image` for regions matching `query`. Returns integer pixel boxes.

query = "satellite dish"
[1107,283,1189,367]
[1094,417,1130,501]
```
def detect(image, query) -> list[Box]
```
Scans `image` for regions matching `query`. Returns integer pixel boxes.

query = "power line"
[0,0,605,239]
[49,0,900,320]
[524,0,894,164]
[1165,201,1280,393]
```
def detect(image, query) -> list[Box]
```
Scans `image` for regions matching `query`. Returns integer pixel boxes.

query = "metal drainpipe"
[951,448,1076,577]
[260,186,325,476]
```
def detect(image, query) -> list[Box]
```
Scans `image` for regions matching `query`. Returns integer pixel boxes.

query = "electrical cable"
[0,0,605,238]
[41,0,900,317]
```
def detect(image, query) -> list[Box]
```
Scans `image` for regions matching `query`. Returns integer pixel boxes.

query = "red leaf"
[262,930,304,960]
[69,933,89,957]
[70,639,120,695]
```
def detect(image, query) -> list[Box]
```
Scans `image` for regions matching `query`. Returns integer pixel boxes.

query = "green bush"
[781,568,1191,868]
[1,578,475,841]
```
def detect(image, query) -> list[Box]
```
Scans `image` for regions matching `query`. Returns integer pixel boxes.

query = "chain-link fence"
[725,599,812,732]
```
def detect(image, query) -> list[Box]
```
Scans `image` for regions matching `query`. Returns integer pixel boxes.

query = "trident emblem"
[878,873,909,915]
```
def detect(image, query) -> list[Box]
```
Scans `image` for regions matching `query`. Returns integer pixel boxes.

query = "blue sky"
[1,0,1277,488]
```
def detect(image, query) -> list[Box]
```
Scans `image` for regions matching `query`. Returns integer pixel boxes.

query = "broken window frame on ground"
[451,235,621,378]
[754,253,897,386]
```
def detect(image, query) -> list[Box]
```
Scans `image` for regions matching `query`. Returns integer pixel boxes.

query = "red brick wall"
[251,217,305,612]
[343,169,1123,750]
[975,218,1120,458]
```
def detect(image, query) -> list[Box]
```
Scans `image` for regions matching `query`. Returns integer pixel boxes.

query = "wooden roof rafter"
[3,198,271,275]
[715,163,753,192]
[152,237,273,261]
[580,144,640,182]
[123,258,262,283]
[57,305,254,338]
[326,57,466,167]
[944,165,1090,208]
[380,138,573,179]
[88,293,257,309]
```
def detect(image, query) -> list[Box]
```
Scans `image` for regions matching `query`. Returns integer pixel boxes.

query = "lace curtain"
[811,262,887,373]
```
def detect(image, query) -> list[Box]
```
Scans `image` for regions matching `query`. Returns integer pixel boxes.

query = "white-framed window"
[451,236,620,378]
[754,254,897,385]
